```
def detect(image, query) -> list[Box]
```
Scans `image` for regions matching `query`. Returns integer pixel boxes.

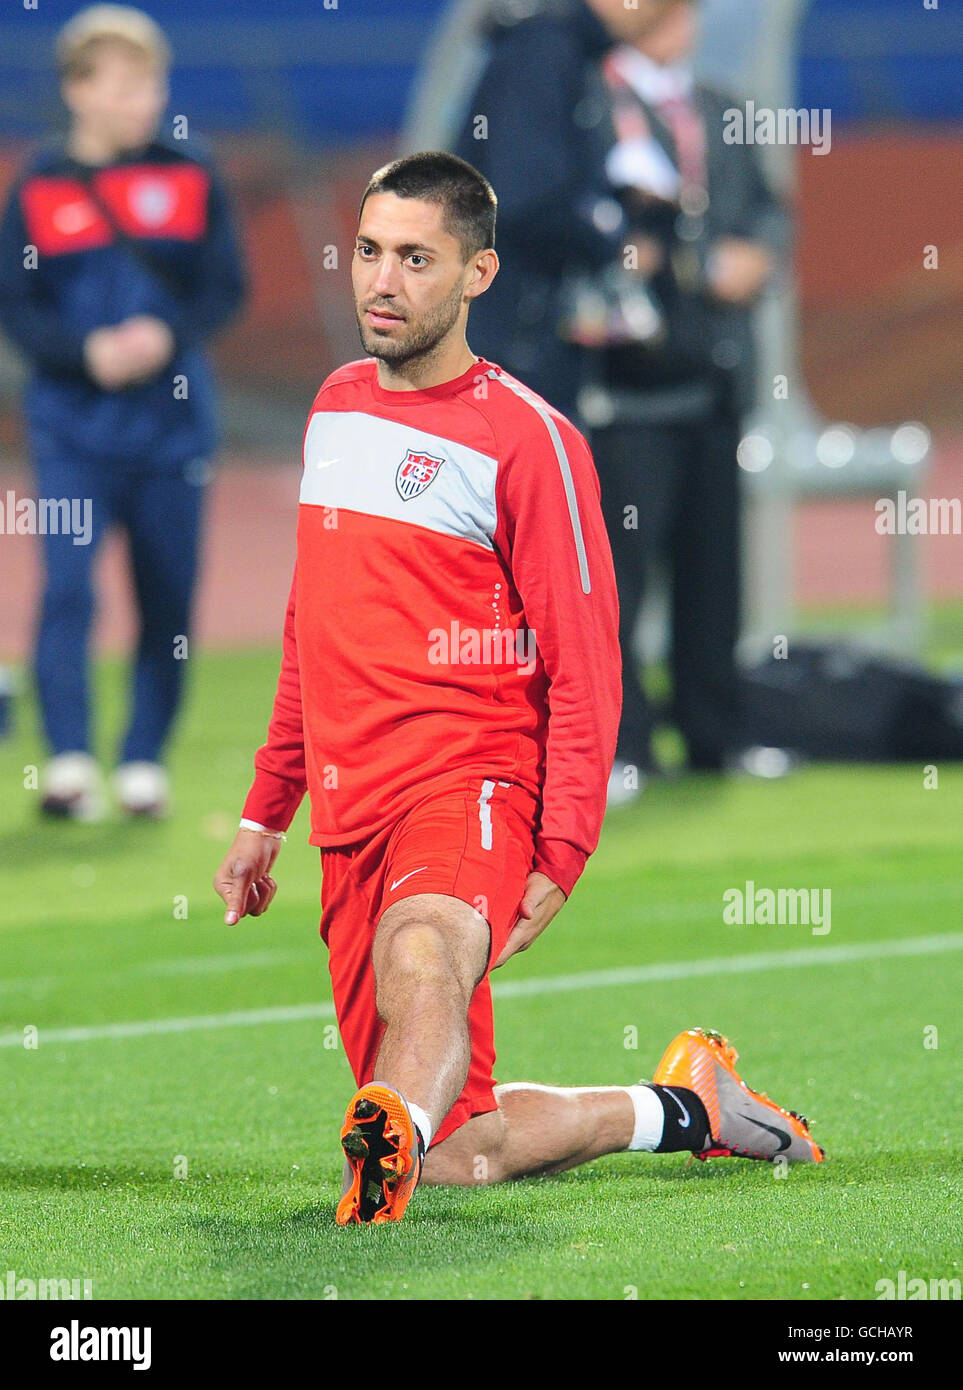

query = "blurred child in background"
[0,3,246,819]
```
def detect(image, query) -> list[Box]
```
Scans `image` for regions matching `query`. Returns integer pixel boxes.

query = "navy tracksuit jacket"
[0,134,246,761]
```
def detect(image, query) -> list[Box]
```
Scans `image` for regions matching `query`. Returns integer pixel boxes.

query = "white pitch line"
[490,931,963,997]
[0,1001,338,1048]
[0,948,313,996]
[143,948,311,978]
[1,932,960,1051]
[3,878,959,997]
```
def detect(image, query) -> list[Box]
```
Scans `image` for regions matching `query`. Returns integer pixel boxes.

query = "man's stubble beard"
[356,276,466,367]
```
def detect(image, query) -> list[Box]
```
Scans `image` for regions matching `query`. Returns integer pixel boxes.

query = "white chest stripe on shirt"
[486,369,592,595]
[301,409,498,551]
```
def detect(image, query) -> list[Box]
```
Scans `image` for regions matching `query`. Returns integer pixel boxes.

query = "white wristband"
[239,818,287,841]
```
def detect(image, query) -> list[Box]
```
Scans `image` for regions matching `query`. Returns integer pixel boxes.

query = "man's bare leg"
[336,891,508,1224]
[345,912,825,1212]
[421,1033,828,1183]
[421,1084,639,1185]
[355,897,731,1204]
[370,892,490,1134]
[367,894,689,1175]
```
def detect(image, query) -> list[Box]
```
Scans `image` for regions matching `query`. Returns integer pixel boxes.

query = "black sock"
[645,1084,710,1153]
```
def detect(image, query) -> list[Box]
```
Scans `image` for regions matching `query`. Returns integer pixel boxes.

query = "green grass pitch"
[1,640,961,1301]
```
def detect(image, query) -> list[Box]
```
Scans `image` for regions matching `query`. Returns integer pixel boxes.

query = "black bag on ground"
[738,642,963,761]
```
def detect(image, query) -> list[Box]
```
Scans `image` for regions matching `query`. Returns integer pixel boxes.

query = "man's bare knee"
[372,924,469,1031]
[376,920,456,985]
[373,895,489,1001]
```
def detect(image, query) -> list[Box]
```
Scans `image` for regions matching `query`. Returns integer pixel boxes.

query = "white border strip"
[477,778,495,851]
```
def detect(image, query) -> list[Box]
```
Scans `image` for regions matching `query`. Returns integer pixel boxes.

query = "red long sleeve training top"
[242,354,621,897]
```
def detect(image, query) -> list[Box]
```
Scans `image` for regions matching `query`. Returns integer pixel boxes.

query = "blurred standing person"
[587,0,787,798]
[452,0,667,420]
[0,665,14,740]
[0,4,246,819]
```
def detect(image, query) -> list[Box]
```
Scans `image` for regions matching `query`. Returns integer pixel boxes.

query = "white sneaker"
[113,761,171,818]
[40,752,106,822]
[607,759,646,809]
[725,745,799,780]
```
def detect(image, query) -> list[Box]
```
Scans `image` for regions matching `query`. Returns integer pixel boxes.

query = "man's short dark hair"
[359,152,497,262]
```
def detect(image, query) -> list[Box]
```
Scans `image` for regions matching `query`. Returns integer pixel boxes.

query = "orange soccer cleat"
[335,1083,424,1225]
[653,1027,825,1163]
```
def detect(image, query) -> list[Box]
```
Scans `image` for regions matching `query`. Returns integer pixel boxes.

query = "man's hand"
[213,828,282,926]
[83,316,175,390]
[491,870,566,969]
[705,237,773,305]
[83,326,135,390]
[116,314,176,379]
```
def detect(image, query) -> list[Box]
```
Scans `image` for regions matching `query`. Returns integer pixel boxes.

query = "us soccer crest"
[396,448,445,501]
[128,177,176,229]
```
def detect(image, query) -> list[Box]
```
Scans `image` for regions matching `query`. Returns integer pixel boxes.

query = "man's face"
[637,1,698,64]
[587,0,677,42]
[62,45,167,154]
[353,192,484,367]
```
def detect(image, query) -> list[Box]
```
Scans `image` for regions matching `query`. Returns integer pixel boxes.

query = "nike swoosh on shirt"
[315,458,341,469]
[741,1112,792,1151]
[389,866,429,892]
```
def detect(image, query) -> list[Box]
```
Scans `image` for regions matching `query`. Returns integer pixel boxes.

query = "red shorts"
[319,775,538,1148]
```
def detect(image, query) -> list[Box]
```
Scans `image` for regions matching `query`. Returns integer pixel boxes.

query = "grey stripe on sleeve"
[487,369,592,595]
